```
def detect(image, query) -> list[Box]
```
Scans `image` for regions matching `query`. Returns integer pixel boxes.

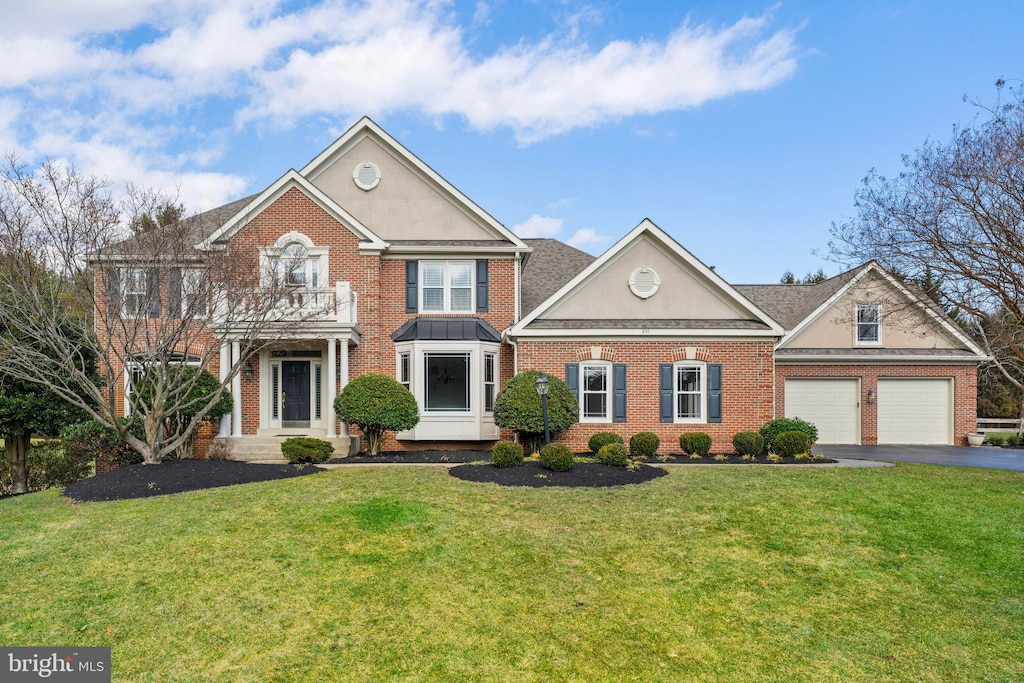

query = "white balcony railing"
[214,281,357,326]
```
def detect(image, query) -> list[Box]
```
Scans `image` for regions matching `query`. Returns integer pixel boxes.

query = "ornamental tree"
[492,370,578,452]
[134,366,233,458]
[334,373,419,455]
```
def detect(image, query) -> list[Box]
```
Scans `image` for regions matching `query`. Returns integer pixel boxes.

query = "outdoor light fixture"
[535,374,551,445]
[867,389,876,404]
[242,360,254,381]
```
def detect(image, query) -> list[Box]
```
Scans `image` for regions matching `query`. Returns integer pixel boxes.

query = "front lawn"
[1,464,1022,681]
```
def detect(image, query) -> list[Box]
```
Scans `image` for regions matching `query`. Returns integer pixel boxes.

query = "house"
[93,117,985,459]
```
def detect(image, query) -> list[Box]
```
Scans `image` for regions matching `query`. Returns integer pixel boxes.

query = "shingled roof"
[520,238,597,314]
[734,267,862,330]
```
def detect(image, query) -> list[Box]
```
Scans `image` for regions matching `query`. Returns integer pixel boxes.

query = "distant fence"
[976,418,1022,434]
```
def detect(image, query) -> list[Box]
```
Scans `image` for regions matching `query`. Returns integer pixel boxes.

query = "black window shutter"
[168,268,182,318]
[405,260,418,313]
[565,364,579,403]
[707,363,723,423]
[106,267,121,317]
[659,363,674,423]
[612,363,627,423]
[147,268,160,318]
[476,259,489,312]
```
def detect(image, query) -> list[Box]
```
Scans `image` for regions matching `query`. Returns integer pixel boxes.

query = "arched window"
[281,242,309,287]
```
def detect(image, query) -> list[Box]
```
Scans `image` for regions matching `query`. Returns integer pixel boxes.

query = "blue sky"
[0,1,1019,283]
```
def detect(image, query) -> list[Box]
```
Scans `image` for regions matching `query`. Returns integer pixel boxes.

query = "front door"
[281,361,311,427]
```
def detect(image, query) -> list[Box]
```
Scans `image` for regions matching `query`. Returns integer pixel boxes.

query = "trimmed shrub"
[61,418,146,469]
[539,442,574,471]
[491,440,524,468]
[985,433,1008,446]
[596,442,629,466]
[732,431,765,456]
[759,418,818,449]
[281,437,335,464]
[679,432,712,457]
[629,432,660,459]
[335,374,420,455]
[588,431,624,454]
[773,430,810,457]
[493,371,579,453]
[0,440,92,496]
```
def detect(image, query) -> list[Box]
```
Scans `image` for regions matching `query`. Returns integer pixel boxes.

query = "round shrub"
[596,442,629,466]
[335,374,420,455]
[539,442,574,471]
[491,440,524,468]
[679,432,712,457]
[759,418,818,449]
[773,430,810,457]
[629,432,660,459]
[281,437,335,464]
[493,371,579,453]
[732,431,765,456]
[588,431,624,454]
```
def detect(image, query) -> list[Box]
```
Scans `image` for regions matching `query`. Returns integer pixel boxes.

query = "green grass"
[1,464,1022,682]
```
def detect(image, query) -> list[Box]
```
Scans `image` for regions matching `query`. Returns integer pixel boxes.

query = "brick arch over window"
[670,346,713,362]
[574,346,618,362]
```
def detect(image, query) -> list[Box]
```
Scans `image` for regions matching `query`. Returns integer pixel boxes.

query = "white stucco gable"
[300,117,529,248]
[509,219,784,338]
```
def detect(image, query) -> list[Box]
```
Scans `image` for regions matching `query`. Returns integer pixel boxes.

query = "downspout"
[514,251,522,323]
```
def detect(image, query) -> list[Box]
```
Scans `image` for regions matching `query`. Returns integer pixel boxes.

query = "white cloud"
[511,214,563,238]
[0,1,802,210]
[566,227,608,249]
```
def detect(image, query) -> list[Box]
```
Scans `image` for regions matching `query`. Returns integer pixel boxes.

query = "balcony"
[213,281,358,327]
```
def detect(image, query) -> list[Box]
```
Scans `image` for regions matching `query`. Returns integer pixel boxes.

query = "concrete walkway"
[818,445,1024,472]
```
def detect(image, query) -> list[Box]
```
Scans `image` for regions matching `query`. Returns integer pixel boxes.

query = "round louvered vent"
[629,267,661,299]
[353,161,381,190]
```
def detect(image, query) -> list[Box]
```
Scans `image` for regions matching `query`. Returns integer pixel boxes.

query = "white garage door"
[877,378,951,445]
[785,379,859,444]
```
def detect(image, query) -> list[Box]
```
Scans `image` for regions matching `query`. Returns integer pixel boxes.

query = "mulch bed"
[449,460,668,488]
[327,450,485,464]
[64,459,323,502]
[642,454,838,465]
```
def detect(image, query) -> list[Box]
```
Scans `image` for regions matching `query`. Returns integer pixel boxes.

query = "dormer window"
[856,304,881,344]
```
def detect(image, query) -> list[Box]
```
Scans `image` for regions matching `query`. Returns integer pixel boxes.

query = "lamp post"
[535,374,550,446]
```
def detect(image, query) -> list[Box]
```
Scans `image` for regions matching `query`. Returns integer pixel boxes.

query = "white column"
[339,339,349,437]
[218,340,231,437]
[231,340,242,437]
[326,338,337,438]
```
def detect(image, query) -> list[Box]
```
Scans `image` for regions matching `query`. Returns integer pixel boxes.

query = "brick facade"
[775,363,977,446]
[518,340,776,453]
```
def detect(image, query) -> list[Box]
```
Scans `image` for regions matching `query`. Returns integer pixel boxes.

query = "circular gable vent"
[353,161,381,190]
[629,267,661,299]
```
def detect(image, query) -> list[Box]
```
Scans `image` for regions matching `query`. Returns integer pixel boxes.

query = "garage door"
[877,378,951,445]
[785,379,859,444]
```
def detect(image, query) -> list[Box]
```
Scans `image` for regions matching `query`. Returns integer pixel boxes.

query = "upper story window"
[675,362,705,423]
[580,361,611,422]
[421,261,473,313]
[121,267,151,318]
[180,268,209,318]
[856,304,881,344]
[272,242,319,288]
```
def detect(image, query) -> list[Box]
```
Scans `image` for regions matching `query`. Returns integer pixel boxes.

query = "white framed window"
[580,362,611,422]
[420,261,474,313]
[675,362,705,423]
[424,352,471,412]
[483,353,496,413]
[123,353,202,417]
[856,304,881,344]
[260,233,328,290]
[121,267,150,318]
[398,352,411,392]
[181,268,209,318]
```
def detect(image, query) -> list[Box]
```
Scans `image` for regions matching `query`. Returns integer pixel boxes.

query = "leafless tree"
[830,82,1024,420]
[0,156,329,463]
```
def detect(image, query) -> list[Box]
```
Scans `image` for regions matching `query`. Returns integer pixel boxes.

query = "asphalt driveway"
[817,444,1024,472]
